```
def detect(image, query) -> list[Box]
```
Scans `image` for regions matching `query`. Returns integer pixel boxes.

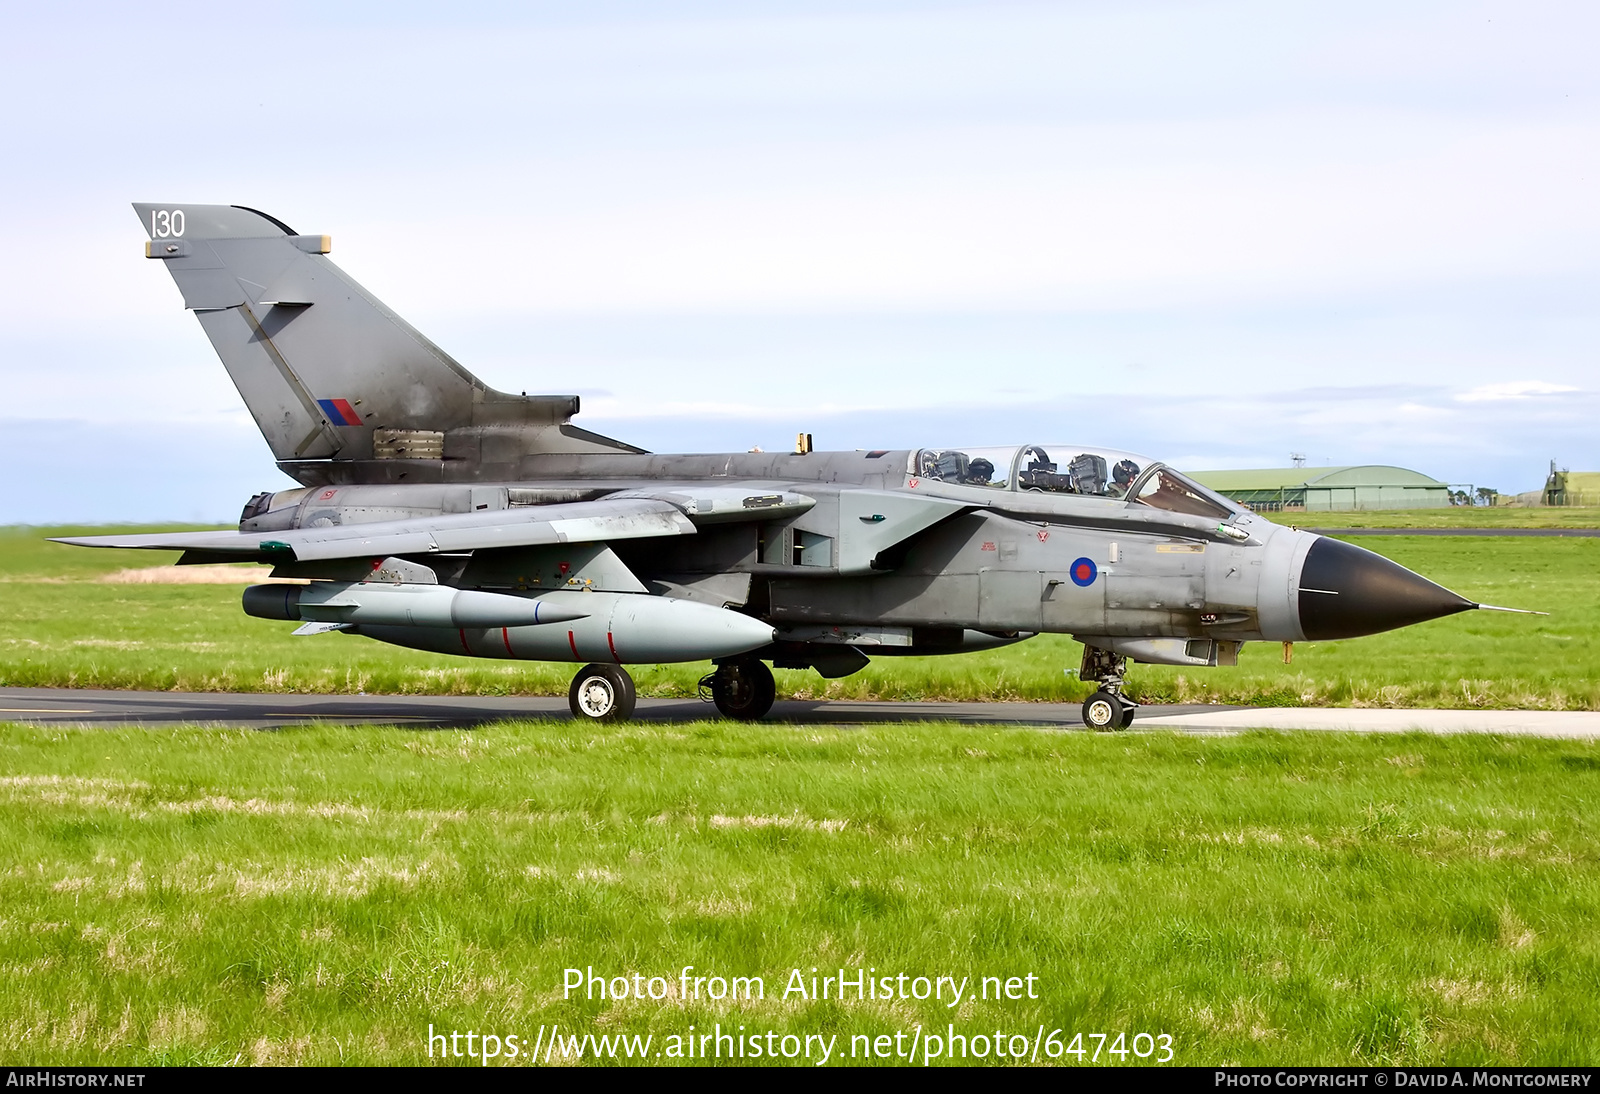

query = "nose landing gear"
[1079,645,1136,731]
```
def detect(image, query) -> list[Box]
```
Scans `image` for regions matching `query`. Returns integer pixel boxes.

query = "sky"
[1,0,1595,522]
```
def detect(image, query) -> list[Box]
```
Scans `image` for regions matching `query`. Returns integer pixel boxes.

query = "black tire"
[711,659,776,720]
[1082,689,1123,732]
[568,663,637,722]
[1116,699,1137,730]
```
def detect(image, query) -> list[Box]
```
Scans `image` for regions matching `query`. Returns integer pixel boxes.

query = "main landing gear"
[700,658,776,721]
[569,663,637,722]
[1079,645,1137,731]
[569,659,778,723]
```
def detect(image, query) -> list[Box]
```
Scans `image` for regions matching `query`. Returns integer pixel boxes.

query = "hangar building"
[1187,465,1451,512]
[1544,468,1600,507]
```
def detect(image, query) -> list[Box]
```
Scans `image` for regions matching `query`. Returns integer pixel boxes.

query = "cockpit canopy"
[912,444,1238,520]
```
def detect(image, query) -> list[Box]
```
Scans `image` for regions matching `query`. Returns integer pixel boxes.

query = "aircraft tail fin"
[133,203,639,480]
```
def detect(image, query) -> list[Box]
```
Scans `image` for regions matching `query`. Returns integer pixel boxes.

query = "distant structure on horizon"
[1541,462,1600,507]
[1187,465,1451,512]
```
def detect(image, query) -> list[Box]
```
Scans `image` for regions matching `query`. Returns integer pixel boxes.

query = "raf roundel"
[1069,557,1098,587]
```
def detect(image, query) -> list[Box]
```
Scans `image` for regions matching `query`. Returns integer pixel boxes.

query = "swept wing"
[52,498,695,563]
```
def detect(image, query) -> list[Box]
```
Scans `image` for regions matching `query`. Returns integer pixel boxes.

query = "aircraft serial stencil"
[58,204,1537,729]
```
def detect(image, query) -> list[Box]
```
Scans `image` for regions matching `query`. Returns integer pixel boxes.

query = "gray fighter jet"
[57,204,1527,728]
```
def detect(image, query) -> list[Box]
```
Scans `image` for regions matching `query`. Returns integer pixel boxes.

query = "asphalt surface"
[0,686,1230,730]
[1,688,1596,737]
[1306,527,1600,537]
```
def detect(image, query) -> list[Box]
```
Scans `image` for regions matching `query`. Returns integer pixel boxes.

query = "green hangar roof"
[1185,465,1451,511]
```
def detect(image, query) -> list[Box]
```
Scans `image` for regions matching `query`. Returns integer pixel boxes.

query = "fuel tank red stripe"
[568,630,580,661]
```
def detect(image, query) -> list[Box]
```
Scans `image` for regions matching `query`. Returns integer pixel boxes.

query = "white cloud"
[1455,381,1581,402]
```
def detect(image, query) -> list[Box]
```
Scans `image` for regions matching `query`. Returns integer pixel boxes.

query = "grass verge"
[2,721,1598,1065]
[1261,507,1600,530]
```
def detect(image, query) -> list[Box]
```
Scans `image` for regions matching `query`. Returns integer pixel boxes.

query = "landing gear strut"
[569,663,637,722]
[701,658,776,721]
[1079,645,1136,731]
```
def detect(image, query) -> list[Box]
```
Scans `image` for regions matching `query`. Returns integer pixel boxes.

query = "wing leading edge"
[52,498,695,563]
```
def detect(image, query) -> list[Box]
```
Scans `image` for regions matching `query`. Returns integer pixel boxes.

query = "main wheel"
[568,663,637,722]
[711,659,776,720]
[1082,689,1124,732]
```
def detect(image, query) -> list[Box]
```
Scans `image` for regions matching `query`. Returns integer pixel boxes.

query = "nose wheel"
[1079,645,1137,731]
[1082,690,1136,731]
[569,663,637,722]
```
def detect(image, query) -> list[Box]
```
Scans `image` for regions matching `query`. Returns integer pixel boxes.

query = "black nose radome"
[1297,536,1475,640]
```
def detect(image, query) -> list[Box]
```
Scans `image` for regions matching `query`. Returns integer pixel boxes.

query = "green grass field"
[1262,507,1600,530]
[3,720,1599,1066]
[2,524,1596,709]
[5,516,1600,1067]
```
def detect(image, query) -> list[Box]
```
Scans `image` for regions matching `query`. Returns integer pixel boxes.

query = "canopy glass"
[912,444,1238,520]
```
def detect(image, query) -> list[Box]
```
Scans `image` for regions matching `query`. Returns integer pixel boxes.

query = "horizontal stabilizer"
[52,498,695,563]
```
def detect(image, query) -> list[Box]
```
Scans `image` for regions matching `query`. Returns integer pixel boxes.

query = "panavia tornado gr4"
[57,203,1529,728]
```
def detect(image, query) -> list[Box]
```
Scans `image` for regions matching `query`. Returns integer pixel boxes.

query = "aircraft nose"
[1297,536,1474,640]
